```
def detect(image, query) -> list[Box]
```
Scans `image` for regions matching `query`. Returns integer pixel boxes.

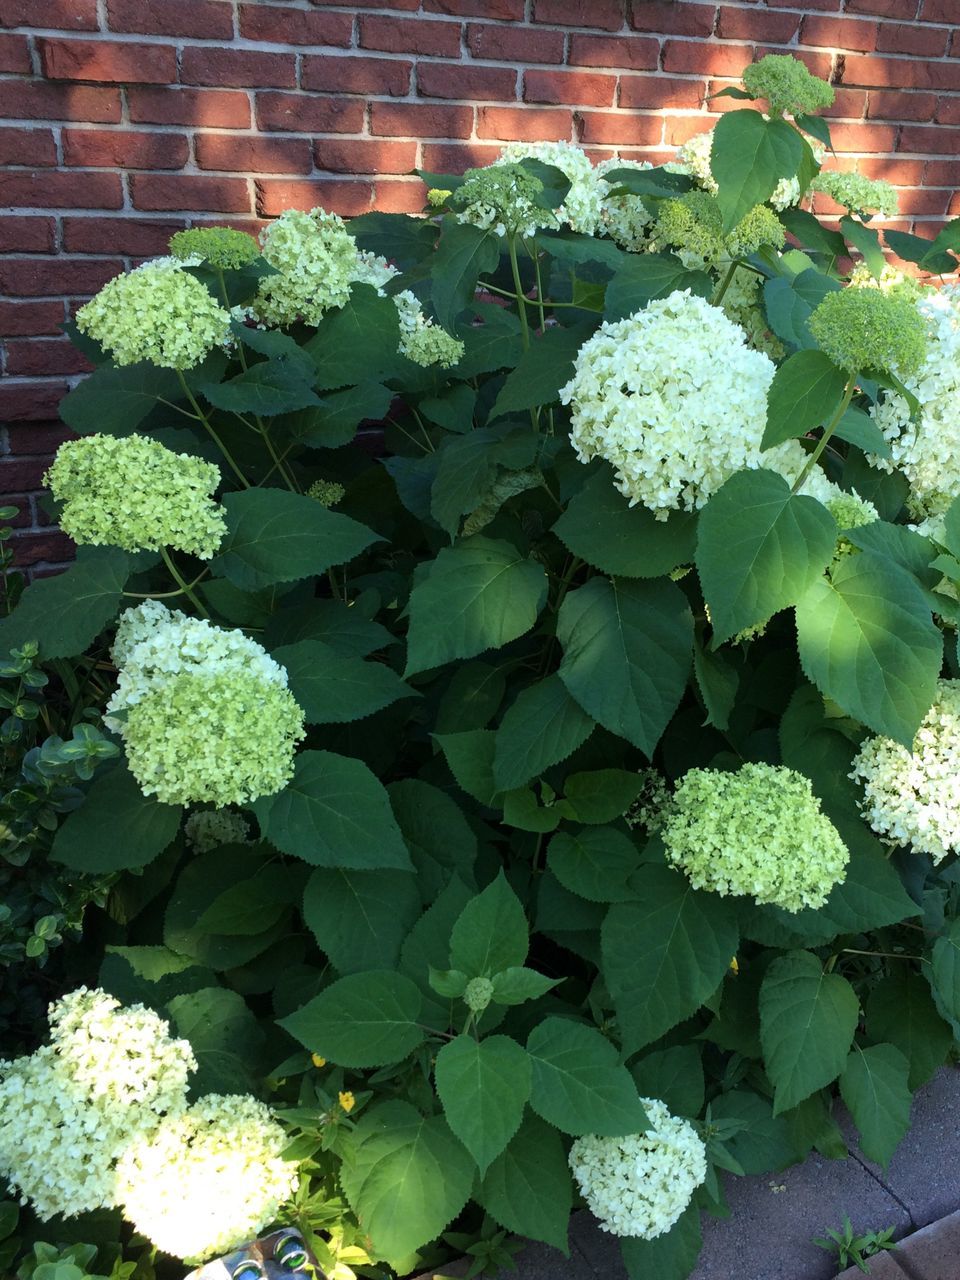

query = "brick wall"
[1,0,958,570]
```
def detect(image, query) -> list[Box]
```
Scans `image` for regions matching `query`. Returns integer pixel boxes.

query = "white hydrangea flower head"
[569,1098,707,1239]
[184,808,252,853]
[661,762,849,911]
[107,602,305,806]
[499,140,605,235]
[75,259,231,370]
[394,288,464,368]
[45,434,226,559]
[114,1093,299,1263]
[851,680,960,861]
[597,157,655,251]
[868,285,960,519]
[453,161,560,240]
[255,207,360,327]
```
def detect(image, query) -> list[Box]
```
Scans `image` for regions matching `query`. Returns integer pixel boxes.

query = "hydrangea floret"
[500,140,604,235]
[169,227,260,269]
[106,601,305,806]
[808,287,927,378]
[75,259,231,370]
[812,170,899,219]
[183,808,252,853]
[661,762,849,911]
[568,1098,707,1239]
[114,1093,299,1263]
[742,53,835,117]
[850,680,960,861]
[255,207,360,327]
[848,261,923,301]
[307,478,346,507]
[452,162,557,240]
[653,192,785,265]
[45,434,226,559]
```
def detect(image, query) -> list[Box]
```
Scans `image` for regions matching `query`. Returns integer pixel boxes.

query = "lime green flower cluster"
[654,192,785,266]
[809,287,927,377]
[307,478,346,507]
[255,207,360,327]
[742,53,835,117]
[452,162,557,239]
[184,808,251,852]
[826,489,879,533]
[44,434,226,559]
[662,762,849,912]
[395,289,465,368]
[169,226,260,269]
[813,170,899,219]
[848,261,923,301]
[727,203,786,257]
[75,259,231,370]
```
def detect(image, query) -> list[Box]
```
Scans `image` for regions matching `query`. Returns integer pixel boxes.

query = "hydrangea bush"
[5,53,960,1280]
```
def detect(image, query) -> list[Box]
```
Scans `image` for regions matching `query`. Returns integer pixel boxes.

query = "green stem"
[480,281,583,309]
[841,948,922,961]
[790,373,857,495]
[175,369,250,489]
[508,233,530,352]
[160,547,209,618]
[530,242,547,336]
[711,259,740,307]
[122,570,208,600]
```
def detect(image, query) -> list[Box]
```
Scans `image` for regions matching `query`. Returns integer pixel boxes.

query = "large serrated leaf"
[840,1043,912,1168]
[280,971,424,1066]
[526,1016,647,1136]
[489,323,593,420]
[273,639,415,724]
[604,253,712,321]
[620,1201,703,1280]
[388,778,478,900]
[712,112,803,231]
[58,363,184,434]
[493,675,594,790]
[450,871,528,978]
[547,827,642,903]
[303,867,420,974]
[867,971,952,1090]
[51,762,181,872]
[763,349,847,449]
[480,1114,572,1253]
[435,1034,531,1174]
[430,220,501,331]
[0,546,132,660]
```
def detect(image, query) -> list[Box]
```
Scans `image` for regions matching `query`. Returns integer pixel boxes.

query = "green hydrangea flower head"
[742,53,835,117]
[427,187,452,208]
[44,433,226,558]
[394,289,464,368]
[727,203,786,257]
[307,478,345,507]
[464,977,494,1012]
[169,227,260,269]
[184,809,251,853]
[255,207,360,327]
[848,261,923,302]
[75,259,231,370]
[654,191,725,263]
[813,170,899,219]
[452,162,557,238]
[809,287,927,377]
[661,762,849,911]
[826,489,879,533]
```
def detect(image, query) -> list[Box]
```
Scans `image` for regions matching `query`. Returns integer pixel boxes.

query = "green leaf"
[631,1045,704,1119]
[833,406,892,458]
[430,220,501,331]
[526,1016,648,1136]
[709,1089,794,1174]
[404,536,547,677]
[434,728,501,807]
[430,429,501,538]
[840,1043,912,1168]
[795,112,832,149]
[59,363,183,434]
[490,323,594,419]
[795,551,941,746]
[280,971,424,1066]
[604,253,712,321]
[560,769,642,824]
[763,350,847,448]
[547,826,642,903]
[759,950,860,1115]
[252,750,412,870]
[490,966,561,1005]
[435,1034,531,1174]
[930,918,960,1034]
[455,303,524,379]
[349,211,438,270]
[692,637,738,731]
[291,382,393,448]
[450,871,528,977]
[273,639,415,724]
[712,111,803,232]
[493,676,594,791]
[388,778,478,900]
[303,868,420,974]
[400,878,474,1014]
[265,598,394,659]
[51,763,181,872]
[305,284,406,389]
[697,469,837,645]
[602,866,739,1053]
[480,1114,572,1253]
[0,546,132,660]
[212,488,379,590]
[867,971,952,1090]
[601,165,694,198]
[620,1201,703,1280]
[553,466,697,578]
[841,215,886,278]
[199,361,321,416]
[557,576,693,756]
[167,987,263,1095]
[340,1101,474,1263]
[778,210,848,261]
[197,866,298,934]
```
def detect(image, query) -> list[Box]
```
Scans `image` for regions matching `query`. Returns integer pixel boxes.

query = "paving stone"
[892,1208,960,1280]
[834,1251,910,1280]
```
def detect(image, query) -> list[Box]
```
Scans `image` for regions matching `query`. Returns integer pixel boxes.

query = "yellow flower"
[311,1054,326,1069]
[427,188,452,207]
[729,957,739,975]
[338,1091,355,1113]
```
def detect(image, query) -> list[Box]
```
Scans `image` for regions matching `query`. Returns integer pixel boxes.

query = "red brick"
[131,174,251,213]
[256,92,365,134]
[0,82,121,122]
[370,101,474,138]
[0,171,123,209]
[255,178,372,217]
[717,6,797,41]
[524,69,616,107]
[847,0,910,13]
[62,217,183,255]
[667,41,753,76]
[630,1,716,35]
[878,22,948,55]
[5,340,92,378]
[0,458,54,491]
[421,141,500,171]
[901,124,960,153]
[181,47,296,89]
[0,32,29,72]
[665,115,721,146]
[106,0,233,38]
[239,6,353,46]
[896,187,952,216]
[0,217,56,254]
[196,134,312,174]
[128,87,251,129]
[302,54,412,97]
[828,121,898,151]
[842,54,960,91]
[314,137,417,174]
[921,0,956,19]
[418,62,517,100]
[0,383,69,423]
[13,531,77,567]
[0,257,122,297]
[532,0,624,30]
[621,75,704,110]
[568,34,658,70]
[63,128,188,169]
[466,23,563,63]
[799,15,878,51]
[359,15,461,57]
[373,179,427,212]
[2,499,33,531]
[0,127,57,167]
[0,0,97,29]
[868,91,937,121]
[862,155,924,184]
[937,98,960,125]
[578,110,663,145]
[824,88,868,118]
[7,423,75,454]
[37,37,175,84]
[759,47,833,80]
[0,302,64,337]
[424,0,523,17]
[477,104,573,140]
[767,0,838,10]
